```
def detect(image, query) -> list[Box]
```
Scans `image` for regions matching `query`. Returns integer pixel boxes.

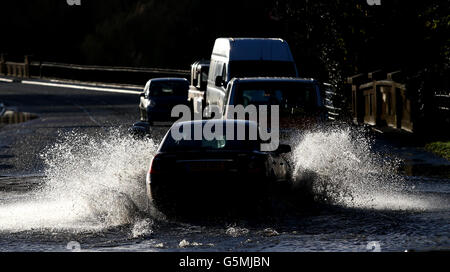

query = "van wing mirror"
[215,75,223,87]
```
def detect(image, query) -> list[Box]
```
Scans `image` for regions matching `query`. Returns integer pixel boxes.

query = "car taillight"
[149,154,161,174]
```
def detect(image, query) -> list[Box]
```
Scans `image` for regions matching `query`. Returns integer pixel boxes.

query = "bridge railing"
[0,55,30,78]
[348,70,416,132]
[0,55,190,86]
[433,89,450,125]
[348,70,449,134]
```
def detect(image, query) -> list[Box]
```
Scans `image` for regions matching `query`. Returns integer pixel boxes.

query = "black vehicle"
[146,119,293,216]
[224,77,327,130]
[139,78,190,125]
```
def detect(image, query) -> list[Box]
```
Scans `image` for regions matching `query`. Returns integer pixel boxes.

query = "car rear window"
[150,81,189,97]
[160,123,261,152]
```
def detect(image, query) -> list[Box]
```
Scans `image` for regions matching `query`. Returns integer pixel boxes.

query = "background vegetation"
[425,142,450,160]
[1,0,448,86]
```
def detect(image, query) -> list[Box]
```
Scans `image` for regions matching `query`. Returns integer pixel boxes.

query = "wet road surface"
[0,81,449,252]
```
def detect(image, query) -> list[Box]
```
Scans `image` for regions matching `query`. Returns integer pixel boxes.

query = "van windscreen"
[229,61,297,78]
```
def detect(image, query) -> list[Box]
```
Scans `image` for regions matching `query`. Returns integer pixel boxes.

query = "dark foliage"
[1,0,448,86]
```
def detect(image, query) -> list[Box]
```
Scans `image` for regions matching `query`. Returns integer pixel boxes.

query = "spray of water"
[0,124,444,235]
[290,125,423,210]
[0,129,158,233]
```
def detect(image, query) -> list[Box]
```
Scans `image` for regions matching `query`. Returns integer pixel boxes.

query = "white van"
[205,38,298,116]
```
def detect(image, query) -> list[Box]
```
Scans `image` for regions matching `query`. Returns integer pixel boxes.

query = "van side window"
[223,83,232,113]
[214,62,223,80]
[222,63,227,81]
[208,60,217,84]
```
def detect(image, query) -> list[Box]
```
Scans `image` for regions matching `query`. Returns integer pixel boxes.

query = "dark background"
[0,0,448,85]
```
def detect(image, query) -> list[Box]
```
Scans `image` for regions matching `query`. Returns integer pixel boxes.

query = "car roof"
[159,119,262,152]
[148,77,189,83]
[231,77,317,84]
[171,119,258,129]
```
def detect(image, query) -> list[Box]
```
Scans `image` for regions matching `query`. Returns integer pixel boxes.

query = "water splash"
[131,218,154,238]
[290,126,419,210]
[0,129,158,232]
[225,226,250,237]
[0,125,444,236]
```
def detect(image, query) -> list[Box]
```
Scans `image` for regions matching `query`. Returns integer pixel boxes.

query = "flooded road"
[0,82,449,252]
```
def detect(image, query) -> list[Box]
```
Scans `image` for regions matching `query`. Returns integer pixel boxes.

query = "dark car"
[224,78,327,130]
[139,78,190,125]
[146,119,292,216]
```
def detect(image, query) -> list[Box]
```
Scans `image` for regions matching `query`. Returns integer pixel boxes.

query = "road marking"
[21,80,142,95]
[72,103,102,127]
[47,78,141,90]
[0,78,14,83]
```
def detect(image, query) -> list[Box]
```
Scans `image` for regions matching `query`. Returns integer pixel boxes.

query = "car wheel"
[149,184,176,216]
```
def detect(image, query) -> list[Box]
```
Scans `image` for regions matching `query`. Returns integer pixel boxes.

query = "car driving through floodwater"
[146,119,293,217]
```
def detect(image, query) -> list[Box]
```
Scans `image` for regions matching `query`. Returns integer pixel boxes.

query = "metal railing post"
[347,73,366,124]
[0,54,4,76]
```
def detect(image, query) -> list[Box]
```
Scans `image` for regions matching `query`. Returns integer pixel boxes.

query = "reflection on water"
[401,163,450,178]
[0,110,38,128]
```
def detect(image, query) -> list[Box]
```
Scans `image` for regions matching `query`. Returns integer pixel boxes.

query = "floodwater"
[0,126,448,252]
